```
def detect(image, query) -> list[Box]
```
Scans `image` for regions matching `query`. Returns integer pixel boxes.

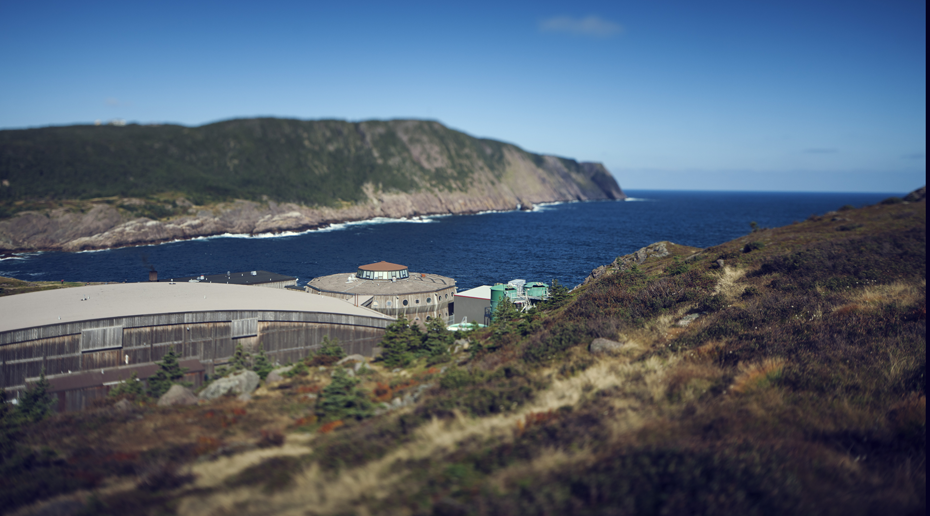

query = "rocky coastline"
[0,185,624,254]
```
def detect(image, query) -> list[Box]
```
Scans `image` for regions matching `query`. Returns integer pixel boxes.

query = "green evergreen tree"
[317,335,346,358]
[492,296,521,323]
[380,316,415,368]
[539,279,569,310]
[316,368,374,422]
[422,317,454,358]
[108,371,145,398]
[252,344,274,380]
[147,346,189,399]
[229,343,251,371]
[17,370,55,423]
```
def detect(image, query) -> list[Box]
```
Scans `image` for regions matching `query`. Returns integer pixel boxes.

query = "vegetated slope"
[0,119,624,252]
[2,192,923,516]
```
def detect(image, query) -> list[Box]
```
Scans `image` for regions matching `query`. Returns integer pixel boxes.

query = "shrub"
[283,361,308,378]
[698,293,726,313]
[108,372,145,399]
[252,345,274,380]
[440,368,478,390]
[666,257,690,276]
[17,370,55,423]
[743,241,765,253]
[316,335,346,359]
[379,317,418,368]
[229,343,250,371]
[147,346,189,399]
[316,368,374,422]
[880,196,903,205]
[538,279,569,310]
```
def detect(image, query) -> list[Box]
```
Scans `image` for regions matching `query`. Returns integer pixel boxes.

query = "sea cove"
[0,190,895,290]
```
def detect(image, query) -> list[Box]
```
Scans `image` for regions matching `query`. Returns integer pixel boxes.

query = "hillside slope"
[0,119,624,251]
[2,190,923,516]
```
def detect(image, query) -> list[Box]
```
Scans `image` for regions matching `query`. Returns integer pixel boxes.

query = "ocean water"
[0,190,896,291]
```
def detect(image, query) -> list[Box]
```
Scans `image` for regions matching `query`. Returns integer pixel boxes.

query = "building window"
[403,300,408,306]
[415,299,420,304]
[386,301,392,307]
[426,298,432,304]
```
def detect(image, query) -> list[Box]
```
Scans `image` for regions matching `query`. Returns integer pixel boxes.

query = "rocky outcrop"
[198,370,260,401]
[904,186,926,203]
[589,338,624,355]
[0,169,623,253]
[157,384,199,406]
[582,242,673,286]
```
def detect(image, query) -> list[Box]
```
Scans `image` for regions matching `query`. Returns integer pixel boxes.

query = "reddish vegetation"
[319,420,344,434]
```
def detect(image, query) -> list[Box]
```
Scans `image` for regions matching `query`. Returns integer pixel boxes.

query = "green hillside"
[0,118,603,212]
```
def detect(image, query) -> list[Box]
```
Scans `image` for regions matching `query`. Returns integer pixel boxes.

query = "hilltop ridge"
[0,118,624,252]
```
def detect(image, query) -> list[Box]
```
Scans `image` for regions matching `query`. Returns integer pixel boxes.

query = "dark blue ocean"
[0,191,898,291]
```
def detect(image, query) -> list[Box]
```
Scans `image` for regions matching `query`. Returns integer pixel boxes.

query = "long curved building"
[0,282,392,411]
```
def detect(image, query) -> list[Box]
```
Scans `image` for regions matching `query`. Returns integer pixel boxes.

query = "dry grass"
[174,351,687,515]
[713,266,748,301]
[188,434,314,489]
[487,447,594,492]
[729,358,786,394]
[851,280,926,307]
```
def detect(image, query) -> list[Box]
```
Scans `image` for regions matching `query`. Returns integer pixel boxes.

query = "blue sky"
[0,1,925,193]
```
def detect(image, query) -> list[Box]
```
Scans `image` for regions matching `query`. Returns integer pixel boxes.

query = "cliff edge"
[0,118,625,251]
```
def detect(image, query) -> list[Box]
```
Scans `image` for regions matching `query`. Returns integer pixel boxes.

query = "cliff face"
[0,119,624,252]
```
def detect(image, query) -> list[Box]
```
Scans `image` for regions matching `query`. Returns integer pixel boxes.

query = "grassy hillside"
[1,194,924,515]
[0,119,611,219]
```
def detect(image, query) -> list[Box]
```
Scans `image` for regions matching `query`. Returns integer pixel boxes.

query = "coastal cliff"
[0,119,624,251]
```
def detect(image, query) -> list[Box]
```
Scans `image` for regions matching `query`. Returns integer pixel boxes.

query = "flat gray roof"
[0,282,392,334]
[307,272,456,296]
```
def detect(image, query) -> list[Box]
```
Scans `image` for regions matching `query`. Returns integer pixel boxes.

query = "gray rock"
[677,313,701,327]
[715,259,725,269]
[113,398,134,412]
[158,384,198,406]
[199,370,260,401]
[584,242,672,285]
[589,338,624,355]
[354,361,367,373]
[452,339,470,354]
[266,365,294,384]
[237,392,252,402]
[336,354,366,366]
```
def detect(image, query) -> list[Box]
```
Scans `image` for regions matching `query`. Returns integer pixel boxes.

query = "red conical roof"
[357,261,407,271]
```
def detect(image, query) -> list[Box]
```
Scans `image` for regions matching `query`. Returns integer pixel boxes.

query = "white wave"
[623,197,652,202]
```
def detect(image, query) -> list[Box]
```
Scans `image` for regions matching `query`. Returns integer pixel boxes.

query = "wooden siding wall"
[54,370,205,413]
[1,310,389,405]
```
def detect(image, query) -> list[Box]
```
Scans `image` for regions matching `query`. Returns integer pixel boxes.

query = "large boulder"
[157,384,198,406]
[589,338,624,355]
[335,354,366,366]
[199,370,260,401]
[265,365,294,384]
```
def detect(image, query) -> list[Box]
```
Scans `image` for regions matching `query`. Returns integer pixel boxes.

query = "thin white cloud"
[539,15,623,38]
